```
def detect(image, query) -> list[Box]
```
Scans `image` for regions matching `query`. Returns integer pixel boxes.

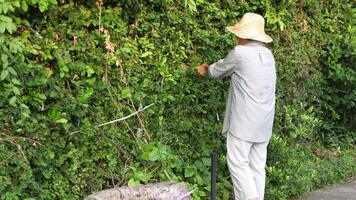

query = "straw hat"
[226,13,273,43]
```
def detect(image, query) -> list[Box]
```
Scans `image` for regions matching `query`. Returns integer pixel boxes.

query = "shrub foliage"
[0,0,355,199]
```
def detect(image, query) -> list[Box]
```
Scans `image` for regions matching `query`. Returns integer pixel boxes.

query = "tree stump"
[84,182,192,200]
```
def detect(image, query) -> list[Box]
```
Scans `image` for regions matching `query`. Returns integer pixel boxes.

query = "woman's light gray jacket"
[208,40,276,142]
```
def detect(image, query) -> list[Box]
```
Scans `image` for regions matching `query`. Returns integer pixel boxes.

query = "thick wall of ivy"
[0,0,355,199]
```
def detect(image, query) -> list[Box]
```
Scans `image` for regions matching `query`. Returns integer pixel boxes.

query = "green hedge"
[0,0,355,199]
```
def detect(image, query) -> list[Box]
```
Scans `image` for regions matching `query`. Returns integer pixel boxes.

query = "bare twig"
[0,152,15,166]
[105,86,142,151]
[69,103,154,135]
[0,134,45,148]
[97,103,154,127]
[0,137,29,164]
[96,0,103,34]
[28,27,43,39]
[128,99,150,143]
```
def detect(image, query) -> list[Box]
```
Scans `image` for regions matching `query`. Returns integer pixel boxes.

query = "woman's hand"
[197,63,209,76]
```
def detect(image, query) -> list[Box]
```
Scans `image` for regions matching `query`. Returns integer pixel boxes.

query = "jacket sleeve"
[208,47,240,79]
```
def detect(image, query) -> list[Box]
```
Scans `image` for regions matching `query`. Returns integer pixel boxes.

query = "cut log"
[84,182,192,200]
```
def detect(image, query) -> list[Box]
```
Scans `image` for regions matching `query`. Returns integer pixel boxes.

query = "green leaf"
[48,104,60,120]
[80,87,94,102]
[9,39,25,53]
[49,0,57,5]
[0,15,16,33]
[140,51,153,58]
[186,0,197,12]
[148,150,160,161]
[21,0,28,12]
[127,178,140,187]
[35,93,47,101]
[108,159,117,171]
[6,22,16,33]
[86,66,94,77]
[11,78,21,85]
[0,2,14,14]
[0,25,5,33]
[56,118,68,124]
[8,67,17,76]
[12,86,20,95]
[1,69,9,80]
[202,157,211,166]
[121,88,131,99]
[38,1,48,12]
[184,166,196,178]
[48,151,55,159]
[13,1,21,8]
[1,54,8,67]
[0,34,5,43]
[22,111,30,118]
[9,96,16,106]
[133,171,152,183]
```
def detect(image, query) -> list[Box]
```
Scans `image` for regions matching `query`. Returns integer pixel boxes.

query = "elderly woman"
[197,13,276,200]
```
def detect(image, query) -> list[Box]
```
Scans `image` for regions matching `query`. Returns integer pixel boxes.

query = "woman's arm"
[208,47,240,79]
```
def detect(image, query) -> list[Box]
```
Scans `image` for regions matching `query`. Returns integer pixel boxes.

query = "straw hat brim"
[226,25,273,43]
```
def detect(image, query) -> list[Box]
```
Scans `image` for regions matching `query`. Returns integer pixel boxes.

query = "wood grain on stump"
[84,182,191,200]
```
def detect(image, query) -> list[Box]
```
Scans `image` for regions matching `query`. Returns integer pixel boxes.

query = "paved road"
[295,178,356,200]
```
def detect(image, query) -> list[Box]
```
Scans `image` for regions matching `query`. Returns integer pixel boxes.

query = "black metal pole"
[211,152,217,200]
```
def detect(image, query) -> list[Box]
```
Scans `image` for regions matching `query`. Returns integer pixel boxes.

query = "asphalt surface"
[294,178,356,200]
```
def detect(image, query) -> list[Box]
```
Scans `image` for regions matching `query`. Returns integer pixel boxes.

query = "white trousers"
[227,133,269,200]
